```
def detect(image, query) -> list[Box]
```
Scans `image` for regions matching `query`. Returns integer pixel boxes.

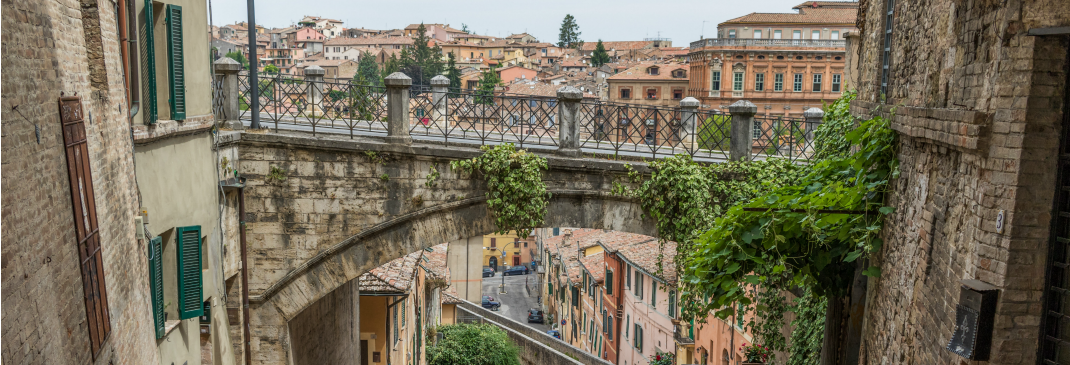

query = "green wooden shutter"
[651,281,656,309]
[605,270,613,295]
[148,236,165,338]
[176,226,203,319]
[165,4,186,120]
[143,0,157,124]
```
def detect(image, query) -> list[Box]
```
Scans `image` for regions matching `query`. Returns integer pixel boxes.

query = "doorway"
[489,256,497,271]
[513,256,521,266]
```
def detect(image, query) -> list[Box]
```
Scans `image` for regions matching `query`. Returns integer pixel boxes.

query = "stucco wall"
[134,0,212,125]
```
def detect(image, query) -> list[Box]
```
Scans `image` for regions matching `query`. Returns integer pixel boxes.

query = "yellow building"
[482,231,533,270]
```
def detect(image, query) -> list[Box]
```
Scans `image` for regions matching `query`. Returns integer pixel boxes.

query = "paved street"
[481,271,550,332]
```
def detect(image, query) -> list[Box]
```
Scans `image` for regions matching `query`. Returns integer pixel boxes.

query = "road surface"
[481,271,550,333]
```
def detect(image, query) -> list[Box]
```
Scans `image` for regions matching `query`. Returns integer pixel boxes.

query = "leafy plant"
[747,285,788,360]
[740,342,772,363]
[379,173,390,182]
[787,290,826,365]
[425,165,440,188]
[680,100,898,320]
[812,91,858,161]
[427,323,520,365]
[451,143,549,238]
[650,351,675,365]
[266,166,287,184]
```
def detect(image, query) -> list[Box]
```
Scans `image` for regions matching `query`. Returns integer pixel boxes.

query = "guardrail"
[218,60,823,162]
[690,38,846,50]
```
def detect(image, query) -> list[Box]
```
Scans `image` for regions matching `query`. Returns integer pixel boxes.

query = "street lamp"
[495,240,523,294]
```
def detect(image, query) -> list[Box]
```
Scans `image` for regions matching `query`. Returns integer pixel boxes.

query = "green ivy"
[811,91,858,161]
[747,285,789,360]
[787,291,827,365]
[451,143,549,237]
[681,101,898,320]
[427,323,520,365]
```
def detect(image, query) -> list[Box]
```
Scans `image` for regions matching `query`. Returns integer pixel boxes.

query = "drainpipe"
[239,187,252,365]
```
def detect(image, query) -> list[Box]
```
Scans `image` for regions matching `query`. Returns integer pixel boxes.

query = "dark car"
[527,309,544,324]
[482,268,495,278]
[481,295,500,310]
[504,266,527,276]
[546,330,561,339]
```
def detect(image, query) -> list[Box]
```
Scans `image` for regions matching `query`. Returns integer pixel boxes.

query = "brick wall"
[1,0,157,363]
[851,0,1070,364]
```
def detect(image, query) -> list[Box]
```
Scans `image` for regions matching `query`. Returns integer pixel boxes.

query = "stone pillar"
[384,72,413,145]
[728,100,757,161]
[679,97,700,152]
[429,75,450,131]
[804,107,824,138]
[304,65,326,117]
[215,57,244,130]
[555,86,583,157]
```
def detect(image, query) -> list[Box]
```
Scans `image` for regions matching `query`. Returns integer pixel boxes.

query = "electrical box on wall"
[947,279,999,361]
[135,216,145,240]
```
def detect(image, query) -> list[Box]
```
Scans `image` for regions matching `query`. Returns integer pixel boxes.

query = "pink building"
[497,65,539,83]
[612,240,679,365]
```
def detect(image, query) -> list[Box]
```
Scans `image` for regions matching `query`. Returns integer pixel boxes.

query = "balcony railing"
[690,38,846,50]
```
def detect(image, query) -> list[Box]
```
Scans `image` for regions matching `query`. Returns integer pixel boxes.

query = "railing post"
[728,100,757,161]
[214,57,243,130]
[384,72,413,145]
[430,75,450,131]
[803,107,824,153]
[304,65,326,117]
[556,86,583,157]
[679,97,700,153]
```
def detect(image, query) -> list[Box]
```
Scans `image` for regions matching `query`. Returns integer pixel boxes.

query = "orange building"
[687,1,858,116]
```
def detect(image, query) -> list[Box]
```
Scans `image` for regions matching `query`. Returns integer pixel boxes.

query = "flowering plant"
[740,342,772,363]
[650,351,674,365]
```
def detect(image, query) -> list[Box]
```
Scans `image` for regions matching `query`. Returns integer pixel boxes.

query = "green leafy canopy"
[427,323,520,365]
[451,144,550,238]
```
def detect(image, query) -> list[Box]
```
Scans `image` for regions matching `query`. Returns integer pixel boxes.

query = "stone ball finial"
[680,97,700,108]
[384,72,413,87]
[430,75,450,86]
[727,100,758,115]
[556,86,583,101]
[214,57,243,73]
[803,107,825,119]
[304,65,326,76]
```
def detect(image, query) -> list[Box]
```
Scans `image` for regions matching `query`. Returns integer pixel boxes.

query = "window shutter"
[165,4,186,120]
[651,281,657,309]
[606,270,613,295]
[142,0,157,124]
[148,236,165,338]
[175,226,203,319]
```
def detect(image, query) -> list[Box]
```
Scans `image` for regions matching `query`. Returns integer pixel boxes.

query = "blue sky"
[208,0,829,46]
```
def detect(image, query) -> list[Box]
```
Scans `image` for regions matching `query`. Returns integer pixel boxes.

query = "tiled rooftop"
[722,7,857,25]
[358,250,422,293]
[579,253,606,282]
[324,36,414,46]
[422,243,450,281]
[607,63,689,81]
[617,239,678,285]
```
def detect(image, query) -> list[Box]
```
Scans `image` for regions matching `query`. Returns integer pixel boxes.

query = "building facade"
[687,1,857,115]
[607,63,690,107]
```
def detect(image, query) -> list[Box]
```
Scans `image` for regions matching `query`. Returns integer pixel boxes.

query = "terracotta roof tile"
[422,243,450,281]
[359,251,421,293]
[607,63,690,81]
[579,254,606,282]
[617,239,678,284]
[722,7,857,25]
[579,41,655,52]
[325,36,414,46]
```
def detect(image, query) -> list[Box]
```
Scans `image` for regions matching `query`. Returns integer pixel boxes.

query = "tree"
[557,14,583,49]
[475,66,501,105]
[355,51,380,86]
[263,64,279,74]
[401,23,445,86]
[446,52,462,90]
[427,324,520,365]
[224,50,249,70]
[382,52,400,81]
[461,23,470,34]
[591,39,610,67]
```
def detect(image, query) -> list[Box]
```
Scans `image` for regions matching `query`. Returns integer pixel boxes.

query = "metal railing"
[221,66,824,163]
[690,38,846,49]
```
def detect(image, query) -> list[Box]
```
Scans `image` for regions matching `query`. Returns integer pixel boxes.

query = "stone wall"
[456,303,612,365]
[288,278,360,365]
[851,0,1070,364]
[1,0,157,364]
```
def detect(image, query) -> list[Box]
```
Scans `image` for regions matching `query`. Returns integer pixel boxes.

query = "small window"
[755,73,765,91]
[774,73,784,91]
[620,88,631,99]
[812,74,823,92]
[815,56,823,60]
[831,30,840,40]
[647,67,659,75]
[711,71,721,91]
[773,30,782,39]
[792,30,801,39]
[796,56,804,60]
[832,74,842,92]
[835,56,842,60]
[757,55,765,60]
[753,29,762,39]
[732,72,744,91]
[673,89,683,100]
[793,73,803,92]
[647,88,657,99]
[728,29,736,38]
[753,119,763,139]
[776,55,785,60]
[735,55,743,59]
[490,238,496,247]
[812,30,821,39]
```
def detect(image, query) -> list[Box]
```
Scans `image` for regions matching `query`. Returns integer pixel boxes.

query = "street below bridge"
[481,271,550,333]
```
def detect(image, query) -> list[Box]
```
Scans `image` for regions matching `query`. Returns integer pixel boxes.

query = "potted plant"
[650,351,674,365]
[740,342,772,364]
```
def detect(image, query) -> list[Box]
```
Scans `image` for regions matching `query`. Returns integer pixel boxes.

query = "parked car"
[546,330,561,339]
[481,295,500,310]
[527,309,544,324]
[482,268,495,278]
[504,266,527,276]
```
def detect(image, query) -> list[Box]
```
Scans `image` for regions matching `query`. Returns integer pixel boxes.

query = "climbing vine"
[787,290,827,365]
[680,101,899,320]
[746,285,789,359]
[451,143,549,238]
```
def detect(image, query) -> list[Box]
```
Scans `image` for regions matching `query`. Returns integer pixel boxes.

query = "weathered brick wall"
[851,0,1070,364]
[2,0,157,364]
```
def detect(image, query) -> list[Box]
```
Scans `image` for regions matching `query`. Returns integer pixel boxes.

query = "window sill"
[164,319,181,336]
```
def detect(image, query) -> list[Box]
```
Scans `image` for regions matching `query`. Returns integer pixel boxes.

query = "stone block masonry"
[2,0,158,364]
[850,0,1069,364]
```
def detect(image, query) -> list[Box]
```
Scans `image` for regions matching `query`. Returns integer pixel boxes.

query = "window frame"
[753,29,762,39]
[619,87,631,99]
[832,74,842,92]
[812,73,823,92]
[711,71,721,91]
[793,73,804,92]
[812,30,821,40]
[755,73,765,91]
[733,72,744,91]
[774,73,784,91]
[773,30,782,39]
[793,30,801,39]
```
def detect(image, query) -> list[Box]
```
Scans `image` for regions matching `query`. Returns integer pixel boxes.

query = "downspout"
[239,187,252,365]
[116,0,139,118]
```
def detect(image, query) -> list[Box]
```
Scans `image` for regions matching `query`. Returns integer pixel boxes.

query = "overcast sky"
[208,0,819,45]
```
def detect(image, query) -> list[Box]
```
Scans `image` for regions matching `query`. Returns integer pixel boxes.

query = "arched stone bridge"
[216,130,659,364]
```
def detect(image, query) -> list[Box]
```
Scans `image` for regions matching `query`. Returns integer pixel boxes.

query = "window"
[832,74,842,92]
[148,237,164,338]
[812,30,821,39]
[626,315,631,337]
[733,72,744,91]
[812,74,823,92]
[669,290,677,319]
[793,73,803,92]
[773,30,782,39]
[490,238,496,247]
[881,0,895,96]
[635,271,643,298]
[529,99,537,107]
[620,88,631,99]
[647,67,659,75]
[831,30,840,40]
[607,315,613,338]
[626,265,631,288]
[792,30,801,39]
[650,281,657,308]
[401,299,406,326]
[728,29,736,38]
[774,73,784,91]
[393,304,399,344]
[634,324,644,351]
[572,287,579,307]
[755,73,765,91]
[646,88,657,99]
[753,119,763,139]
[176,226,204,319]
[606,269,614,295]
[59,96,112,355]
[753,29,762,39]
[711,71,721,91]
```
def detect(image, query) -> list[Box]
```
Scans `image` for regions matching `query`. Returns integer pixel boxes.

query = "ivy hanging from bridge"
[451,143,549,238]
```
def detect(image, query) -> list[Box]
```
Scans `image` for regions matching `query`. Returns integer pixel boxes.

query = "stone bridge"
[216,130,660,364]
